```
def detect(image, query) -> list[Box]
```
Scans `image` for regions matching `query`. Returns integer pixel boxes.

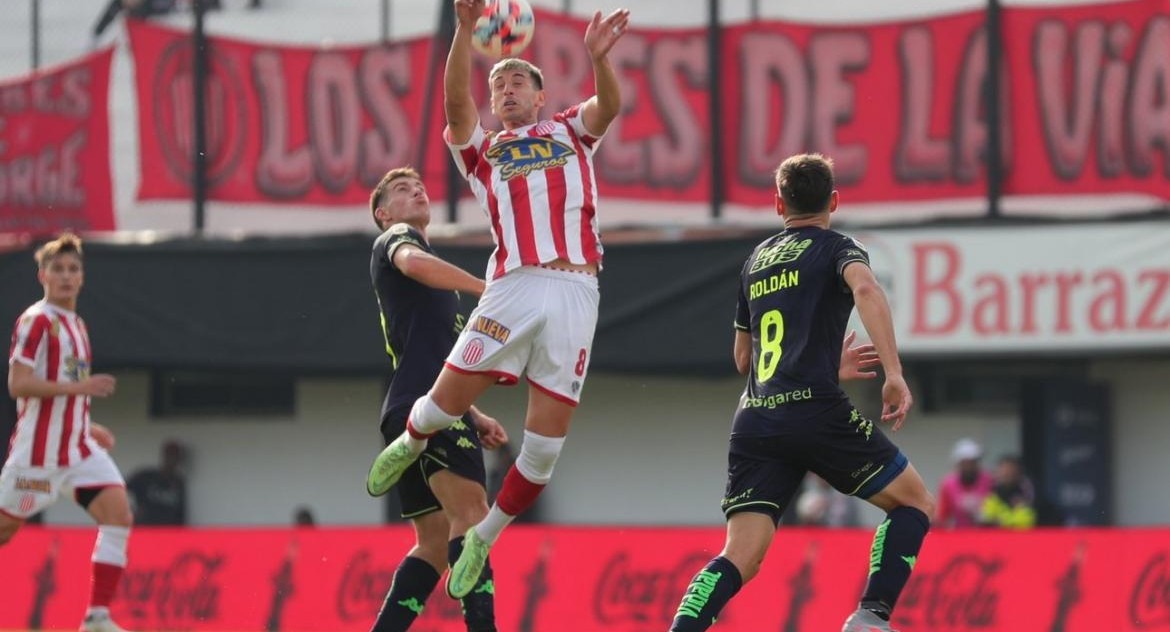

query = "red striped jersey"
[445,104,605,280]
[6,301,99,468]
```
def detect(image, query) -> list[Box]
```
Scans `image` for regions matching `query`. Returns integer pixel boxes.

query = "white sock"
[86,607,110,618]
[474,505,515,545]
[92,525,130,566]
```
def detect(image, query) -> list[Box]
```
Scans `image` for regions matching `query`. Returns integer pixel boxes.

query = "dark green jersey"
[370,223,467,416]
[732,226,870,435]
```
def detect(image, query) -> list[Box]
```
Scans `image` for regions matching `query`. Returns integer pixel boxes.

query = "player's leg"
[371,510,447,632]
[846,463,934,630]
[430,470,496,632]
[668,433,801,632]
[81,481,133,632]
[805,406,933,631]
[0,511,22,545]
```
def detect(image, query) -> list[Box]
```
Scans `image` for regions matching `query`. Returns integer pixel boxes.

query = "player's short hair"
[370,167,422,230]
[775,153,835,217]
[34,232,84,269]
[489,58,544,90]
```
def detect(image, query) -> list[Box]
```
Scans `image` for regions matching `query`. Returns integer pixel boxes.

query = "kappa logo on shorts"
[462,338,485,365]
[15,477,51,494]
[571,381,581,394]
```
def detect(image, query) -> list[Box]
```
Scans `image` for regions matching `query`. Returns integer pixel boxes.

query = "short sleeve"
[835,236,871,281]
[382,224,428,269]
[9,313,47,368]
[554,102,604,149]
[444,121,489,179]
[734,261,751,332]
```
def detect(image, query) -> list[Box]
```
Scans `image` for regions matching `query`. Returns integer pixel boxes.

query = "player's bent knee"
[516,430,566,484]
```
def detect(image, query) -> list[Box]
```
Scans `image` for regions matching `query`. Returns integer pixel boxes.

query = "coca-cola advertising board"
[1,525,1166,632]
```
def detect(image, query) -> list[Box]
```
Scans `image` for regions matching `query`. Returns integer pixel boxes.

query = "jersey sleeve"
[734,261,751,332]
[444,121,489,179]
[9,313,48,368]
[834,236,871,283]
[554,102,604,149]
[381,224,428,270]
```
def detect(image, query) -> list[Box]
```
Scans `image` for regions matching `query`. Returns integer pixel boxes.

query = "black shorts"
[380,405,487,519]
[721,402,907,525]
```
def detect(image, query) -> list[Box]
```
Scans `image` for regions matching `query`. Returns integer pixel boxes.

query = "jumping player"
[367,0,631,599]
[665,155,935,632]
[1,233,134,632]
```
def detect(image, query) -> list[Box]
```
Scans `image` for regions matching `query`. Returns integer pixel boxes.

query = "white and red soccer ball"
[471,0,536,58]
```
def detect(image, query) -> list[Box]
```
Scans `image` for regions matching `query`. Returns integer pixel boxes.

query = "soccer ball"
[471,0,536,59]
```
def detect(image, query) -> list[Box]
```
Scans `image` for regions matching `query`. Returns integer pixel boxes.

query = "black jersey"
[732,226,870,435]
[371,224,467,416]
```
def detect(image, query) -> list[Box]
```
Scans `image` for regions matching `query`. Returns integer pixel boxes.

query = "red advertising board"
[0,49,116,235]
[1,525,1166,632]
[128,1,1170,217]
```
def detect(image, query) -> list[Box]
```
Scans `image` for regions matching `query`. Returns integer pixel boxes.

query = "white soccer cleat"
[842,608,897,632]
[82,612,131,632]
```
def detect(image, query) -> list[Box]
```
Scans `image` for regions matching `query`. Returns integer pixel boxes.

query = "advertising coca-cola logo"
[593,550,712,626]
[117,550,224,630]
[896,553,1002,630]
[1131,552,1170,628]
[336,549,395,621]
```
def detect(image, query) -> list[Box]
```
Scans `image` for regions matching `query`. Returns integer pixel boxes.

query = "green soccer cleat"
[366,434,421,497]
[447,526,492,599]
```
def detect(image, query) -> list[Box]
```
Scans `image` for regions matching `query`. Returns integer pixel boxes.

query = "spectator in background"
[126,441,188,526]
[980,455,1036,529]
[293,506,316,527]
[92,0,224,41]
[794,474,860,528]
[935,438,994,528]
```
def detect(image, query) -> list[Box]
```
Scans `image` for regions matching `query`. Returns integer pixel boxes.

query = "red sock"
[495,465,545,516]
[90,562,123,608]
[405,420,435,440]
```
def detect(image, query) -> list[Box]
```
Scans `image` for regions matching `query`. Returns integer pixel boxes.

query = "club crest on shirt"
[64,356,90,382]
[486,137,576,181]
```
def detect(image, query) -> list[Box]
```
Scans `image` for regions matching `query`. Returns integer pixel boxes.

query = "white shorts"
[446,266,600,405]
[0,450,125,520]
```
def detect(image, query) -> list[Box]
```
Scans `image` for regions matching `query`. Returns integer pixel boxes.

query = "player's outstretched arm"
[393,243,486,296]
[446,0,483,145]
[8,362,116,399]
[843,262,913,430]
[581,8,630,136]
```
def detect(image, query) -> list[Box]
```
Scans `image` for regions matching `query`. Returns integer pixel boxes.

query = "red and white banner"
[852,221,1170,353]
[1,525,1167,632]
[128,1,1170,218]
[0,49,116,235]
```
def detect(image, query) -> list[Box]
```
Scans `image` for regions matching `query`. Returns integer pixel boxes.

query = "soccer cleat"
[82,612,130,632]
[841,608,899,632]
[366,434,421,496]
[447,526,492,599]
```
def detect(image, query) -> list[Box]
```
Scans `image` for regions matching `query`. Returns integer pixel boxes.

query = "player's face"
[382,176,430,226]
[39,253,84,305]
[490,70,544,127]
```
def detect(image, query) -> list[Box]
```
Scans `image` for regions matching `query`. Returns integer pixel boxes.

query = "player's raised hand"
[79,374,116,398]
[471,409,509,449]
[454,0,486,30]
[839,330,880,381]
[90,422,116,450]
[584,8,630,61]
[880,374,913,431]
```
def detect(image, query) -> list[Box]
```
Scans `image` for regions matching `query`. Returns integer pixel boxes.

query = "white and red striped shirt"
[446,104,605,280]
[6,301,99,468]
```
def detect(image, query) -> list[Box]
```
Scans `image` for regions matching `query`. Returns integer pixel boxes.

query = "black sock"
[669,556,743,632]
[371,556,440,632]
[449,536,497,632]
[861,506,930,620]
